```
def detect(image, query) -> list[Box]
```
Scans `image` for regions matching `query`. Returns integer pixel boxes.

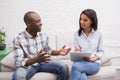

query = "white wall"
[0,0,120,49]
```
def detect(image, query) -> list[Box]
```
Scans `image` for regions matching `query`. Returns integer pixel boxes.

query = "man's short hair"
[24,11,37,23]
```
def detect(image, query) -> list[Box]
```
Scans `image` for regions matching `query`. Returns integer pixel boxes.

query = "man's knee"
[61,63,69,72]
[56,62,69,76]
[13,67,27,80]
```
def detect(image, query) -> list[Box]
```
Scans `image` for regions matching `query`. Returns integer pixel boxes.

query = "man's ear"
[26,21,31,27]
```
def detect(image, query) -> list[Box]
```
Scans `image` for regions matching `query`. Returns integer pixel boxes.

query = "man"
[13,11,71,80]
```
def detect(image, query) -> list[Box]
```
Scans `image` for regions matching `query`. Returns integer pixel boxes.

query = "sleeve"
[43,34,52,55]
[74,32,80,49]
[96,32,104,58]
[13,37,28,67]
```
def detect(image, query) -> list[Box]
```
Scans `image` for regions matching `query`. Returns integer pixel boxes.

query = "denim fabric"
[13,61,68,80]
[70,61,100,80]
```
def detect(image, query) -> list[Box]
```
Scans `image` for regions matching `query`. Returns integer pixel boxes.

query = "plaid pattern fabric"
[13,30,52,67]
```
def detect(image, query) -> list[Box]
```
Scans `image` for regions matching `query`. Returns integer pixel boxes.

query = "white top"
[74,29,104,63]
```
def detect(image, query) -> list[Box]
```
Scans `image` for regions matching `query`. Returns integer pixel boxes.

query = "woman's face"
[80,13,93,30]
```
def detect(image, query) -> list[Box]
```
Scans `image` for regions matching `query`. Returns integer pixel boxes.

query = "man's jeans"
[13,61,68,80]
[70,61,100,80]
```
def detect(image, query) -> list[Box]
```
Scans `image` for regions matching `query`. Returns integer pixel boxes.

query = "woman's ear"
[91,21,93,25]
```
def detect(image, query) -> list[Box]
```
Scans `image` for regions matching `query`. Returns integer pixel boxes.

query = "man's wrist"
[34,56,39,62]
[57,50,60,55]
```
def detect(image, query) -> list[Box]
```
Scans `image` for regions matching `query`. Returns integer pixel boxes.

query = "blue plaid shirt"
[13,30,52,67]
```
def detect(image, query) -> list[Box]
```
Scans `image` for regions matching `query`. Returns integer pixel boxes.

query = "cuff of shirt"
[16,58,28,67]
[96,52,104,59]
[22,58,28,66]
[48,50,52,55]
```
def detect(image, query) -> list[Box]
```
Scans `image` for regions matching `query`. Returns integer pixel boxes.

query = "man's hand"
[59,45,71,56]
[36,49,51,63]
[25,49,51,66]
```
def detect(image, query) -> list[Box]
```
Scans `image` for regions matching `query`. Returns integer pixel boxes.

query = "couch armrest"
[0,63,15,72]
[115,67,120,80]
[0,51,16,71]
[101,54,113,66]
[111,56,120,66]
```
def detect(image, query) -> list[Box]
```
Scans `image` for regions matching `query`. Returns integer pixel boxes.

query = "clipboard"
[70,52,92,62]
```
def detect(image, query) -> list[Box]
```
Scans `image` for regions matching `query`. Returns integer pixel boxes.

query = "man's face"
[27,13,42,32]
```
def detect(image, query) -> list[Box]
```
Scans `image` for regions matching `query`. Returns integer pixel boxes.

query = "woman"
[70,9,104,80]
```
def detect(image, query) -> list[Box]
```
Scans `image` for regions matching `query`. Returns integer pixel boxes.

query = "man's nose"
[39,22,42,26]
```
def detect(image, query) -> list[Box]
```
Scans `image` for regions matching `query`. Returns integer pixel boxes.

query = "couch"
[0,33,120,80]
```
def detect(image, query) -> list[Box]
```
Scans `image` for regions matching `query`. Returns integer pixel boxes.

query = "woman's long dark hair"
[78,9,98,36]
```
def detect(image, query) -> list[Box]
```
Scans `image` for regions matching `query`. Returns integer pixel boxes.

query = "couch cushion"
[0,51,112,72]
[101,53,112,66]
[0,51,16,71]
[55,60,116,80]
[0,72,13,80]
[0,66,117,80]
[30,72,57,80]
[56,32,74,49]
[88,66,116,80]
[0,59,117,80]
[0,72,57,80]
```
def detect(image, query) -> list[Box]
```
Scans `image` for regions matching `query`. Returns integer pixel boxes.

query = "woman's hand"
[75,47,82,53]
[84,56,99,62]
[59,45,71,56]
